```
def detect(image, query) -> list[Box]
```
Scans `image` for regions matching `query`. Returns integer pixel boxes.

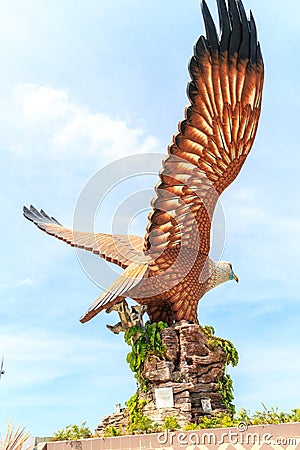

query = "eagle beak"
[233,273,239,283]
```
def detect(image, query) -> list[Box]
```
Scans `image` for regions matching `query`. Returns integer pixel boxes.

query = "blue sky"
[0,0,300,438]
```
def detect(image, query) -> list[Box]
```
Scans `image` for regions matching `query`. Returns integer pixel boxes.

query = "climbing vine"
[201,325,239,414]
[124,321,168,387]
[125,392,151,433]
[124,321,168,427]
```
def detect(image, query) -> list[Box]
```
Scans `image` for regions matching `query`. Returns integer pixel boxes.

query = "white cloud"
[12,84,70,123]
[0,82,162,284]
[52,109,159,159]
[4,83,161,166]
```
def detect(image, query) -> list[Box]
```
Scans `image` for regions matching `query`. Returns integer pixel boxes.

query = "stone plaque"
[155,387,174,408]
[201,398,212,412]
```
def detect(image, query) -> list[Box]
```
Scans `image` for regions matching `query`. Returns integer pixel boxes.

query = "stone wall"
[97,321,229,433]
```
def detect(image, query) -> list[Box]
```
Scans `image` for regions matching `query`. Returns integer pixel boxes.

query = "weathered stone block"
[96,322,231,432]
[174,390,190,400]
[142,359,174,382]
[161,327,179,364]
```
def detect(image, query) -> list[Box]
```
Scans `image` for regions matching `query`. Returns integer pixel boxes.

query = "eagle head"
[209,261,239,291]
[217,261,239,283]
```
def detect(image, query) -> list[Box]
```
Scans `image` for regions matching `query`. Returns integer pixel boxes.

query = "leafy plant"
[203,326,239,367]
[126,392,151,434]
[218,374,235,415]
[127,414,153,434]
[183,405,300,431]
[236,404,300,426]
[124,321,168,386]
[53,422,92,441]
[235,407,252,424]
[126,392,146,420]
[184,413,235,430]
[183,422,200,431]
[103,425,122,437]
[201,325,239,413]
[151,423,163,432]
[124,321,169,432]
[200,413,236,429]
[252,403,290,424]
[288,408,300,422]
[163,416,180,431]
[1,422,30,450]
[203,325,215,336]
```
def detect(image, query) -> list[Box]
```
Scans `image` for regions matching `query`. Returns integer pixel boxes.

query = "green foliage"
[126,392,152,434]
[124,321,169,432]
[126,392,147,421]
[202,325,239,413]
[218,374,235,415]
[163,416,180,431]
[236,404,300,425]
[183,422,200,431]
[203,326,239,367]
[125,393,183,434]
[203,325,215,335]
[102,425,122,437]
[288,408,300,422]
[151,423,164,433]
[184,405,300,431]
[124,321,168,386]
[53,422,91,441]
[127,414,153,434]
[252,404,290,424]
[200,413,236,429]
[184,413,235,430]
[234,407,251,424]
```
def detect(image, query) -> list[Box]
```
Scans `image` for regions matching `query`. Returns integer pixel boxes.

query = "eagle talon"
[106,300,147,334]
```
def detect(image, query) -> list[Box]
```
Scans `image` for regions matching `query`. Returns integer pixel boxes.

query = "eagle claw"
[106,300,147,334]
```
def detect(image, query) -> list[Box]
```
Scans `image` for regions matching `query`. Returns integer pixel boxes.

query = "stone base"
[97,321,230,433]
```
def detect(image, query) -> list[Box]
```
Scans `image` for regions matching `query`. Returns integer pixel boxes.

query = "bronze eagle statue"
[24,0,264,326]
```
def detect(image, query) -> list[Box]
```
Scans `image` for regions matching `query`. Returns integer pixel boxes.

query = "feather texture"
[145,0,264,258]
[23,206,144,268]
[23,0,264,325]
[80,262,148,323]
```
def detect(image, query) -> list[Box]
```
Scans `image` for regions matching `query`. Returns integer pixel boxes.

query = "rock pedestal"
[97,321,230,433]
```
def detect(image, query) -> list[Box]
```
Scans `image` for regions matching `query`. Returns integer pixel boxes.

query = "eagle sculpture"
[24,0,264,326]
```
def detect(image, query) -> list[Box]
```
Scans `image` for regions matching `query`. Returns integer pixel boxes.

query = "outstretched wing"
[23,205,144,268]
[80,262,148,323]
[145,0,264,259]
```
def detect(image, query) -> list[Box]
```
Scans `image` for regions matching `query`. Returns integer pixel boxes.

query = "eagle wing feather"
[23,206,144,268]
[145,0,264,258]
